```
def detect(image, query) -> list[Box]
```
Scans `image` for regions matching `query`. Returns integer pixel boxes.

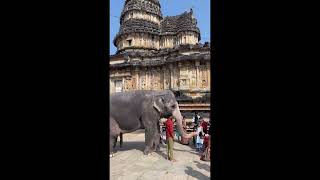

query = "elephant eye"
[171,105,176,109]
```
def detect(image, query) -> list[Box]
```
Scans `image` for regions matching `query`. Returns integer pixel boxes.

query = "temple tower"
[113,0,163,53]
[113,0,202,54]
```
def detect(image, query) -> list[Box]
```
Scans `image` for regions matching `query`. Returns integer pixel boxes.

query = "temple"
[109,0,212,119]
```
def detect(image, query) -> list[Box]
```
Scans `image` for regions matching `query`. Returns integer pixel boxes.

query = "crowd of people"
[161,112,211,162]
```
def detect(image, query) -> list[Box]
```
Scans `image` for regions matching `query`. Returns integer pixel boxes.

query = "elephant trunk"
[172,102,192,139]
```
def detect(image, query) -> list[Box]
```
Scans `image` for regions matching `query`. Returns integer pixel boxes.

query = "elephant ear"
[153,96,165,113]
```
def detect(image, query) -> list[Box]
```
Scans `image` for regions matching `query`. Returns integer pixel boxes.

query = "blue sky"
[110,0,211,55]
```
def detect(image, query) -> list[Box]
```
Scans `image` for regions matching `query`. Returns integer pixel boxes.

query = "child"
[195,122,204,151]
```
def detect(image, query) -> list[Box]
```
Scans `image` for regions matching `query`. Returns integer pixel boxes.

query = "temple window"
[127,39,132,46]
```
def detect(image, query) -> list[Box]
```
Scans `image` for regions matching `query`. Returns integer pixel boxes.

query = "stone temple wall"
[109,60,210,95]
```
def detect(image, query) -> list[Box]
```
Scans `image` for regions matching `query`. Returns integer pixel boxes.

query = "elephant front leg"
[144,128,155,155]
[155,121,161,151]
[152,133,161,152]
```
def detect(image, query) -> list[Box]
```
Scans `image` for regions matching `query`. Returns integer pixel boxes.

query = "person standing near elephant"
[195,122,204,152]
[180,116,190,145]
[178,116,187,141]
[165,116,176,162]
[193,112,200,126]
[182,116,187,131]
[201,118,208,134]
[192,112,200,144]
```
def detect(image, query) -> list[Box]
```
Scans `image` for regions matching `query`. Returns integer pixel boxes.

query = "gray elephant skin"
[110,90,189,156]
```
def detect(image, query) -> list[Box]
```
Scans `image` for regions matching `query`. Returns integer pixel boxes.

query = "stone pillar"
[150,68,154,90]
[195,61,200,90]
[187,34,189,44]
[156,67,162,90]
[133,67,140,90]
[109,79,113,94]
[162,66,165,89]
[122,77,125,92]
[146,68,149,90]
[177,62,183,90]
[169,64,174,89]
[206,62,210,90]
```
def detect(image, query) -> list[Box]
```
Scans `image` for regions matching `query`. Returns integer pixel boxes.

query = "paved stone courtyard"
[110,130,210,180]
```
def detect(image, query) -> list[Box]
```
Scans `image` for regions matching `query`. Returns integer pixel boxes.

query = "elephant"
[109,90,190,157]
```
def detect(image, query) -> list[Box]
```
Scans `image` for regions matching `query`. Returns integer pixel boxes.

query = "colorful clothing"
[201,135,211,161]
[167,137,174,160]
[201,121,208,134]
[165,118,174,139]
[195,126,204,151]
[165,118,174,160]
[196,126,204,144]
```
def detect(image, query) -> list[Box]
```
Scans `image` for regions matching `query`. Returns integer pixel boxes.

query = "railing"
[178,103,210,111]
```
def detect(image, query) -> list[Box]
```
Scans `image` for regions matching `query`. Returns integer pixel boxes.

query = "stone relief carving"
[140,75,146,90]
[132,78,137,89]
[152,71,161,90]
[201,79,207,88]
[163,70,170,89]
[191,78,196,87]
[180,67,188,78]
[180,79,187,86]
[124,78,132,90]
[165,80,169,89]
[190,68,196,88]
[200,67,208,88]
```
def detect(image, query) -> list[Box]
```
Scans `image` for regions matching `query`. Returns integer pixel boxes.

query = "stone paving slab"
[110,130,210,180]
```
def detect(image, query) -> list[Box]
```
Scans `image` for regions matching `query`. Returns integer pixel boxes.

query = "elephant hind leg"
[113,136,118,149]
[119,133,123,148]
[110,117,121,156]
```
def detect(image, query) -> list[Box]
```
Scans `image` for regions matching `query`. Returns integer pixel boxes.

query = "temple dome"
[113,0,201,53]
[120,0,162,24]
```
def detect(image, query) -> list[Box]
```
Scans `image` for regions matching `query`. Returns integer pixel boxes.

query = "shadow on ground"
[114,140,202,158]
[185,166,210,180]
[193,160,210,172]
[114,141,145,152]
[173,148,201,156]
